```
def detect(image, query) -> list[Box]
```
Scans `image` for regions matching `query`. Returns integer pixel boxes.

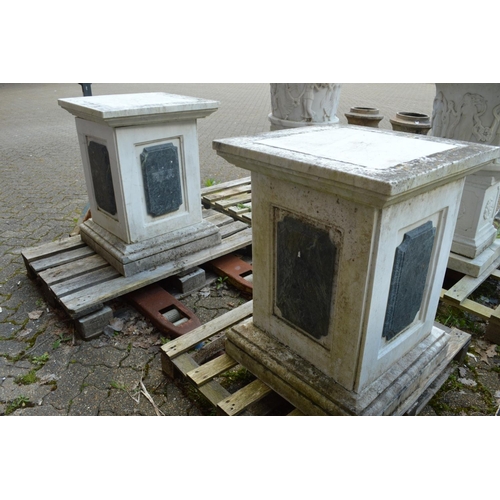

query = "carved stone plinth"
[214,125,500,415]
[431,83,500,275]
[268,84,342,130]
[58,93,221,276]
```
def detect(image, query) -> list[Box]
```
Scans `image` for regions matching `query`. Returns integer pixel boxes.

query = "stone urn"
[390,112,432,135]
[345,107,384,128]
[269,83,342,130]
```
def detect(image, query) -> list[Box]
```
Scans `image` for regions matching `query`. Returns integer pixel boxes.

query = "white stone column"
[268,83,342,130]
[214,125,500,415]
[431,83,500,276]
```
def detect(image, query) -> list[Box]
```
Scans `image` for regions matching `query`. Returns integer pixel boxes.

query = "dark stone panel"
[276,214,336,340]
[383,221,436,341]
[140,143,182,217]
[87,141,117,216]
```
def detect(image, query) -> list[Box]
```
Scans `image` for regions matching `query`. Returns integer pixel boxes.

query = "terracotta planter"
[390,112,431,135]
[345,107,384,128]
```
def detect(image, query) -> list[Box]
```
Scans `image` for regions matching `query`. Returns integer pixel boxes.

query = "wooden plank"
[287,408,305,416]
[187,353,238,386]
[60,228,252,317]
[21,235,85,262]
[162,300,253,359]
[217,378,272,416]
[50,266,121,297]
[215,192,252,209]
[39,253,109,286]
[204,212,236,227]
[170,352,232,406]
[453,298,494,321]
[219,220,250,238]
[203,184,252,203]
[201,177,251,196]
[228,204,251,216]
[30,246,96,274]
[443,256,500,304]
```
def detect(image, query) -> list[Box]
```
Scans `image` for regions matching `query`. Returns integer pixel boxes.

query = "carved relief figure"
[431,91,446,137]
[269,83,342,126]
[302,84,316,121]
[432,90,500,145]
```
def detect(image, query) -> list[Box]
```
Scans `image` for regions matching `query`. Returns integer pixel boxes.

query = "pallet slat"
[162,300,253,359]
[30,246,96,273]
[187,353,238,386]
[201,177,251,197]
[217,379,272,416]
[21,235,86,262]
[39,253,110,286]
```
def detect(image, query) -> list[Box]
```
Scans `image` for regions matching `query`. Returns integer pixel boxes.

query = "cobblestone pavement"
[1,83,499,416]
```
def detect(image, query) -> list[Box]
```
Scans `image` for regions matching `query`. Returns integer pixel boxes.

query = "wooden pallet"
[440,253,500,342]
[161,300,302,416]
[161,298,471,416]
[21,209,252,338]
[202,177,252,224]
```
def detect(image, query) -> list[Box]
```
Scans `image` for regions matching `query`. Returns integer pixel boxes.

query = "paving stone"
[0,377,54,409]
[0,339,26,358]
[35,344,80,378]
[0,356,34,379]
[0,322,19,339]
[74,343,128,368]
[43,362,93,411]
[119,346,155,371]
[159,381,198,416]
[68,385,109,416]
[15,403,65,416]
[100,387,143,416]
[85,365,142,392]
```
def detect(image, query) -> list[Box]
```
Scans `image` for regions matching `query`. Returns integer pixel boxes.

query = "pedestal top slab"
[214,125,500,206]
[58,92,219,127]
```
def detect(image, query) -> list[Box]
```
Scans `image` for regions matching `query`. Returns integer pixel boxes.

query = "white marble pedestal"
[59,93,221,277]
[214,125,500,415]
[431,83,500,276]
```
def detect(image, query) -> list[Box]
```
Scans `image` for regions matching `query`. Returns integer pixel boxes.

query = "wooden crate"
[161,300,302,416]
[21,209,252,337]
[202,177,252,224]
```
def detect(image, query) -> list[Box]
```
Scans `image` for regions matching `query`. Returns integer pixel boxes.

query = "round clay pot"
[345,107,384,128]
[390,112,431,135]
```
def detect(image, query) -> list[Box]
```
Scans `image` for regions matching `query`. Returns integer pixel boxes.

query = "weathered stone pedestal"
[214,125,500,415]
[58,93,221,276]
[268,84,342,131]
[431,83,500,276]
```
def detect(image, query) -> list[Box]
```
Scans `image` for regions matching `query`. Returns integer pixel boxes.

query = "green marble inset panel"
[276,214,336,340]
[383,221,436,341]
[140,143,182,217]
[87,141,117,216]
